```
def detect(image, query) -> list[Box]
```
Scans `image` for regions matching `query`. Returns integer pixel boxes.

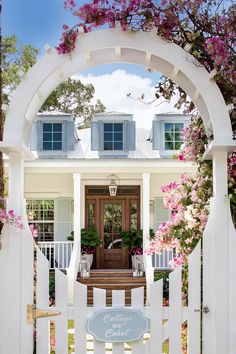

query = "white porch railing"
[37,241,74,270]
[37,241,174,270]
[152,249,176,270]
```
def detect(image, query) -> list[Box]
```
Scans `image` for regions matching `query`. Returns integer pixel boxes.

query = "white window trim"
[154,115,190,157]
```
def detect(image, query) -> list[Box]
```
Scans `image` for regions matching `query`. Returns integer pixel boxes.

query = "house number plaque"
[87,308,149,342]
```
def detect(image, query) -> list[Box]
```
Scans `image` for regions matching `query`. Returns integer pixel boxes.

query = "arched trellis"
[2,28,234,147]
[0,28,235,354]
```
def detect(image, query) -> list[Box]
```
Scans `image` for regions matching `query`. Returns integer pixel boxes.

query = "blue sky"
[2,0,162,80]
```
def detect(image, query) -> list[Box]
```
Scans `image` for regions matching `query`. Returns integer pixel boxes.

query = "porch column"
[0,152,33,354]
[67,172,81,304]
[203,149,236,353]
[142,172,154,303]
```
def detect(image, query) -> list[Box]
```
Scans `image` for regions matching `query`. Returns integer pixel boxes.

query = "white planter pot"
[131,255,143,270]
[81,254,93,268]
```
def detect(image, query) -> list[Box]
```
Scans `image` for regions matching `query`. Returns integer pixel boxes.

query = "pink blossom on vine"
[0,209,24,229]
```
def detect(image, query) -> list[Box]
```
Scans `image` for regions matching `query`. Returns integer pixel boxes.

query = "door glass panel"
[103,203,122,249]
[130,200,138,231]
[88,203,95,228]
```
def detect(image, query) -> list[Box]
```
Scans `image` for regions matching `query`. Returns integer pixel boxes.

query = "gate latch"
[194,306,210,314]
[27,304,61,324]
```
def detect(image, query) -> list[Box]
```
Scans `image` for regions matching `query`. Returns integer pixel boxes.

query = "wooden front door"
[100,199,128,269]
[85,186,140,269]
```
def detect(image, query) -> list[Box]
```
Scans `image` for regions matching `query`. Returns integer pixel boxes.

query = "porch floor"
[77,269,146,306]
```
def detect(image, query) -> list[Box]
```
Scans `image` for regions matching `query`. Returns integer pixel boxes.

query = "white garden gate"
[35,243,201,354]
[0,27,235,354]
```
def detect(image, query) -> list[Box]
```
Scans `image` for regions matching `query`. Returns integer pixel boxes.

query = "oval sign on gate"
[86,307,149,342]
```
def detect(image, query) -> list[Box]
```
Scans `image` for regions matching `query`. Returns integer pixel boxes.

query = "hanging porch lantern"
[107,174,120,197]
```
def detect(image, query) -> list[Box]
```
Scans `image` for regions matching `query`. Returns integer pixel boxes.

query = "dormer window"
[43,123,63,151]
[104,123,123,151]
[164,123,183,150]
[152,113,190,157]
[91,113,135,157]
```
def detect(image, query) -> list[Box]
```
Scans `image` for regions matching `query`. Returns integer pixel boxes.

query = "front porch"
[23,160,196,287]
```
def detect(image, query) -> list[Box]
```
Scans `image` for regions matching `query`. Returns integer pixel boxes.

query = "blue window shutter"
[152,120,164,150]
[65,121,75,151]
[154,197,169,230]
[29,122,38,150]
[124,121,136,151]
[38,121,43,151]
[91,121,101,151]
[55,198,72,241]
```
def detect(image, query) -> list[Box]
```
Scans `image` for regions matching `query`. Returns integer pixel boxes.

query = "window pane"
[43,142,52,150]
[165,123,173,132]
[104,142,113,150]
[114,142,123,150]
[165,132,173,141]
[175,123,184,132]
[114,123,123,132]
[175,141,182,150]
[53,133,62,141]
[53,142,62,150]
[26,199,54,242]
[175,132,182,141]
[43,124,52,132]
[43,132,52,141]
[53,124,62,132]
[104,123,113,132]
[104,133,112,141]
[165,142,174,150]
[114,133,123,141]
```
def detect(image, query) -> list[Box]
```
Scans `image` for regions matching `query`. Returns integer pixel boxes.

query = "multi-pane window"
[104,123,123,150]
[164,123,184,150]
[26,200,54,241]
[43,123,62,150]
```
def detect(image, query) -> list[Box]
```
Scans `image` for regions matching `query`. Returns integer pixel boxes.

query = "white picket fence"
[37,241,74,269]
[36,242,201,353]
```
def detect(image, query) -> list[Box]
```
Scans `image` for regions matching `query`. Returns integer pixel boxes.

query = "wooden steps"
[77,269,146,306]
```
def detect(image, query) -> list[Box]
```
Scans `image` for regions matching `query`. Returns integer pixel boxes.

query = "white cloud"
[73,69,180,129]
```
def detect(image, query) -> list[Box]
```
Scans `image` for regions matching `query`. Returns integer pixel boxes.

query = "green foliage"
[121,228,155,248]
[154,271,169,299]
[49,273,55,300]
[2,36,39,104]
[120,229,143,249]
[67,228,102,247]
[40,77,106,128]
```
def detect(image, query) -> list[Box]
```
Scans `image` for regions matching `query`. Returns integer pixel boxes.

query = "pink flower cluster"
[56,25,78,54]
[228,150,236,179]
[169,254,186,269]
[0,209,24,229]
[205,37,230,67]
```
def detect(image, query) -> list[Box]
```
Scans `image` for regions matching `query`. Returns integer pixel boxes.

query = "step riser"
[77,270,146,306]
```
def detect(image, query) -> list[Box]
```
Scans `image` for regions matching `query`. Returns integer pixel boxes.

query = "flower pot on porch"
[81,254,93,267]
[131,255,144,277]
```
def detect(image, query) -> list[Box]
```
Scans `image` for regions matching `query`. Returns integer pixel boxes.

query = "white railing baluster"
[37,241,74,270]
[62,242,65,269]
[152,249,176,270]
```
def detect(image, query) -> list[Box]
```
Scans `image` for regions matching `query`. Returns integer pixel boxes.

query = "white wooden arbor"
[0,28,235,354]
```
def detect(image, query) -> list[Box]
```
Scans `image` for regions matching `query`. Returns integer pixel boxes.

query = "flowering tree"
[57,0,236,268]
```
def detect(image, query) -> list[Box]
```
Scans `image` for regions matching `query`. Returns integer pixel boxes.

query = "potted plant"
[120,228,155,270]
[67,228,102,267]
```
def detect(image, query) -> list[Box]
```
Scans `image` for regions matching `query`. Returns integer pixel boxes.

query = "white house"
[24,111,195,270]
